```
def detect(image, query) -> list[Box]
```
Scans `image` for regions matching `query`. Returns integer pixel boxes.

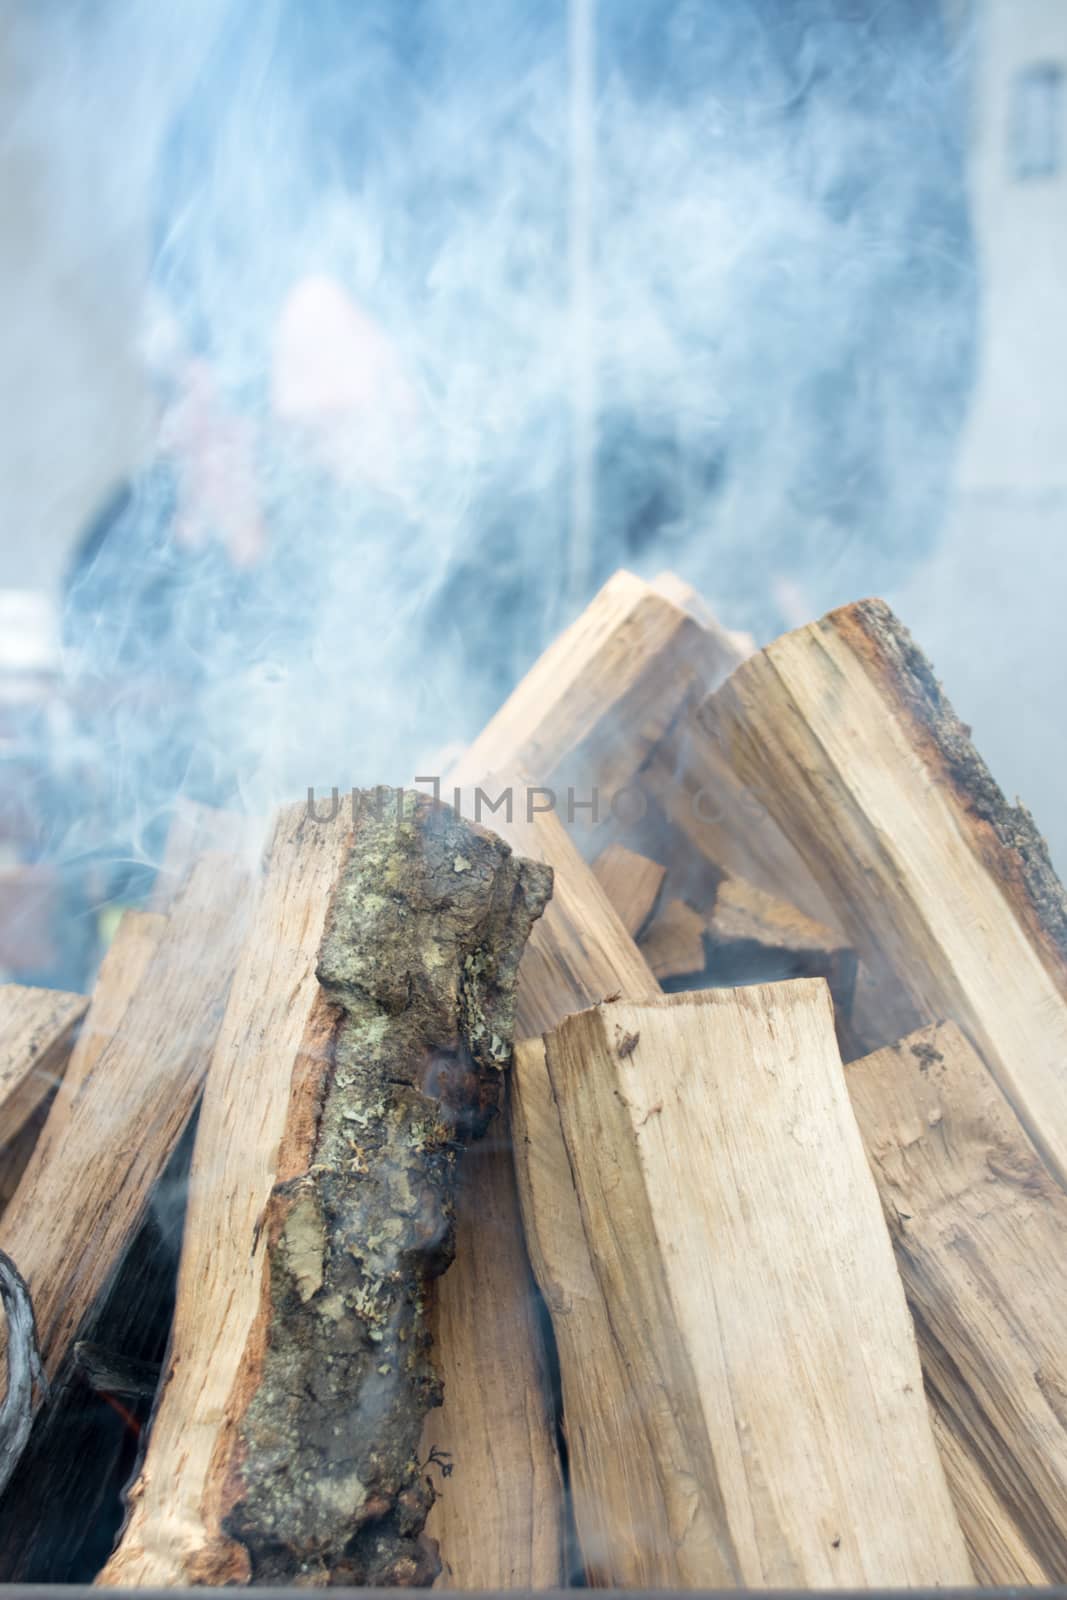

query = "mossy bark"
[220,790,551,1586]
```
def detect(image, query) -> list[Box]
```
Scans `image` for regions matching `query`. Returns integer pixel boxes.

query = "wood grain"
[422,1141,562,1591]
[848,1021,1067,1582]
[591,842,664,938]
[638,896,706,981]
[461,789,706,1587]
[695,598,1067,1190]
[448,571,736,849]
[0,855,247,1392]
[102,804,352,1587]
[543,983,972,1587]
[0,985,86,1145]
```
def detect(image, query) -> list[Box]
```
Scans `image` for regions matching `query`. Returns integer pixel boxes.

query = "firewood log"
[848,1022,1067,1582]
[689,598,1067,1190]
[704,874,857,1011]
[102,792,550,1589]
[638,896,706,982]
[540,982,972,1587]
[0,913,164,1222]
[650,570,755,662]
[591,842,665,938]
[420,1140,562,1591]
[0,985,86,1146]
[0,856,245,1394]
[641,722,838,927]
[423,783,659,1588]
[437,781,681,1587]
[447,571,736,840]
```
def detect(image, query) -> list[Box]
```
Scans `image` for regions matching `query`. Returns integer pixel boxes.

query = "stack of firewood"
[1,567,1065,1590]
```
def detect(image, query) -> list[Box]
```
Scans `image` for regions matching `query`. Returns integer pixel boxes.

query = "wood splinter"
[103,791,550,1590]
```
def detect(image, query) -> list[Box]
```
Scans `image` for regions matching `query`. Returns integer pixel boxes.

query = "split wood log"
[638,896,706,982]
[0,1118,197,1584]
[438,780,686,1588]
[147,798,251,913]
[542,983,972,1587]
[848,1021,1067,1583]
[0,914,162,1221]
[641,721,838,929]
[0,858,246,1395]
[0,868,245,1562]
[704,875,857,1011]
[422,778,661,1589]
[0,985,86,1146]
[650,570,755,663]
[102,792,550,1589]
[447,570,737,840]
[420,1141,562,1591]
[591,842,664,938]
[692,598,1067,1190]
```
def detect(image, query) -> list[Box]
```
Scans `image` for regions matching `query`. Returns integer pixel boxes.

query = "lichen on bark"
[222,789,551,1586]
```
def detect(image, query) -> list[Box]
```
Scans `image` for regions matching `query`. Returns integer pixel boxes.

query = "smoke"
[5,0,977,910]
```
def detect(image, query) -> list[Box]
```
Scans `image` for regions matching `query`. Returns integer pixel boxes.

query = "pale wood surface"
[0,857,247,1389]
[704,875,857,1011]
[0,912,166,1228]
[448,572,734,843]
[544,983,972,1588]
[649,570,755,663]
[591,841,664,938]
[422,1142,563,1591]
[698,598,1067,1189]
[707,874,841,954]
[848,1021,1067,1582]
[446,785,670,1587]
[0,984,86,1145]
[101,804,350,1587]
[641,729,840,930]
[639,896,706,981]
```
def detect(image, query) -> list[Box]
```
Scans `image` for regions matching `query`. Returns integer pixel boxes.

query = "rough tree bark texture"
[103,792,549,1589]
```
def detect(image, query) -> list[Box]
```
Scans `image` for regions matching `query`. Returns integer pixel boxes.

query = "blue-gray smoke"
[13,0,976,976]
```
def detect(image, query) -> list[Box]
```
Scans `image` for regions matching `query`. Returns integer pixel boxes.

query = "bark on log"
[0,985,86,1145]
[693,598,1067,1190]
[542,983,972,1587]
[848,1021,1067,1582]
[102,792,549,1589]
